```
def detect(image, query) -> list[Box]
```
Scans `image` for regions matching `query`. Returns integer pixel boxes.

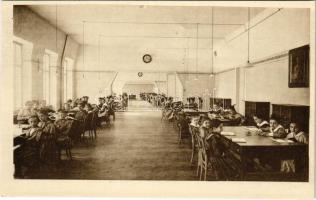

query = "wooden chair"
[56,120,75,161]
[177,114,190,145]
[39,131,58,166]
[188,125,199,164]
[82,112,93,142]
[90,111,98,139]
[196,134,209,181]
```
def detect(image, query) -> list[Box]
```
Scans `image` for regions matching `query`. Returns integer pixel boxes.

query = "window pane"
[13,42,23,109]
[14,43,22,66]
[50,66,57,108]
[63,60,67,102]
[14,67,22,108]
[43,53,50,104]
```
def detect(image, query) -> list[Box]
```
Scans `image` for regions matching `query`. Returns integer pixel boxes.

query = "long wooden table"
[220,126,308,181]
[182,109,209,115]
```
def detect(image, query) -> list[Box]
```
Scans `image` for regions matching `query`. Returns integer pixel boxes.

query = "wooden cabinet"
[245,101,270,126]
[272,104,309,132]
[210,98,232,109]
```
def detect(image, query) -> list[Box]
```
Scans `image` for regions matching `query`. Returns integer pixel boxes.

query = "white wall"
[112,72,167,95]
[13,6,80,109]
[75,41,213,73]
[213,8,310,72]
[122,84,155,96]
[214,69,236,103]
[212,8,310,114]
[166,73,183,100]
[74,71,116,103]
[244,57,309,105]
[178,73,214,108]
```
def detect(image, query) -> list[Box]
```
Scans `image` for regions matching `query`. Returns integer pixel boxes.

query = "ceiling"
[29,5,265,48]
[27,4,267,73]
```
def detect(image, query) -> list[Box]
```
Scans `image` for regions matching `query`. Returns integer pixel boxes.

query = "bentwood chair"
[188,125,199,164]
[38,131,59,171]
[57,120,74,161]
[82,112,94,142]
[196,134,209,181]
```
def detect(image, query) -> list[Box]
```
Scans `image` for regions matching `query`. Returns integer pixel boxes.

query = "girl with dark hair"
[253,114,270,132]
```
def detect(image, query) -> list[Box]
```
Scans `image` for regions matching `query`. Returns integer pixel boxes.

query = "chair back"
[196,132,208,164]
[84,112,93,131]
[90,111,98,130]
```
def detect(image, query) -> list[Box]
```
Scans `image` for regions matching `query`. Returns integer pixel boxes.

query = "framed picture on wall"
[288,45,309,88]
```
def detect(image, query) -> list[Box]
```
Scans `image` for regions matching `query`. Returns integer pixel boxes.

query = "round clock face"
[143,54,152,63]
[138,72,143,77]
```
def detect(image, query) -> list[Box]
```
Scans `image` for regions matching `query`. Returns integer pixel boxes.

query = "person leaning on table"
[253,114,270,132]
[258,115,286,138]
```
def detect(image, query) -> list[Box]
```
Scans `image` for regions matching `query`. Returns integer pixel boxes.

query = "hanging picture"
[288,45,309,88]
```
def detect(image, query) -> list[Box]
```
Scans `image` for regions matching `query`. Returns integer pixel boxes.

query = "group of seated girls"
[252,114,308,173]
[208,104,245,126]
[96,96,115,126]
[163,97,184,120]
[62,95,116,126]
[189,113,308,176]
[15,109,73,177]
[16,100,54,123]
[141,92,167,108]
[252,114,308,143]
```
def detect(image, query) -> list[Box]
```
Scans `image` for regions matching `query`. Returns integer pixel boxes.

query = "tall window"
[63,58,73,102]
[43,51,57,109]
[63,59,68,102]
[13,42,23,109]
[43,53,50,103]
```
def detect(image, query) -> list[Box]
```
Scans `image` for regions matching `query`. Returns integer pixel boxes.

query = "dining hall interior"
[10,3,314,181]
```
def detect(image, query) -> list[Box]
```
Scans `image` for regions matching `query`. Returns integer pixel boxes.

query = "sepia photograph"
[0,0,315,198]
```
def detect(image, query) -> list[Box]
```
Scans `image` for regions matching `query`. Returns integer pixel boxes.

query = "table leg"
[239,150,246,180]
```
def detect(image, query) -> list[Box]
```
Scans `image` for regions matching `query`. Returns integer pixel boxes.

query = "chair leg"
[88,130,92,141]
[204,164,207,181]
[190,149,194,164]
[178,127,182,145]
[67,148,72,160]
[94,129,97,139]
[58,149,62,161]
[190,140,195,163]
[196,165,200,177]
[199,167,203,180]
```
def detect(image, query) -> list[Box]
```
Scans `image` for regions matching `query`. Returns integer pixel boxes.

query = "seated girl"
[258,116,286,138]
[190,116,200,130]
[54,110,73,157]
[281,122,308,173]
[226,105,245,125]
[199,118,224,157]
[211,103,223,114]
[19,115,43,175]
[97,98,110,125]
[37,110,58,164]
[286,122,308,144]
[253,114,270,132]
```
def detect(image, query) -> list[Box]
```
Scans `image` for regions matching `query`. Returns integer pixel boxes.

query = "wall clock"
[138,72,143,77]
[143,54,152,63]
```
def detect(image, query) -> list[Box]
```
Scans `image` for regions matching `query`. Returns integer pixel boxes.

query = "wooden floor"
[27,100,200,180]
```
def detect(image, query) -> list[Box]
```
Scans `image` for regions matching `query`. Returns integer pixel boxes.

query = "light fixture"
[209,7,215,77]
[195,23,199,80]
[246,7,252,67]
